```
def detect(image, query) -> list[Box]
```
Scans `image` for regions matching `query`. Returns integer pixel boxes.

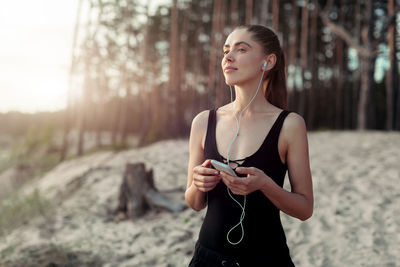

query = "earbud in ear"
[263,61,268,70]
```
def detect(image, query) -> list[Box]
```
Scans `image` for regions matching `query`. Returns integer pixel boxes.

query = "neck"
[231,77,272,117]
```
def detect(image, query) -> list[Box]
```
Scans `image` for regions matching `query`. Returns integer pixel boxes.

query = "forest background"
[1,0,399,165]
[1,0,399,196]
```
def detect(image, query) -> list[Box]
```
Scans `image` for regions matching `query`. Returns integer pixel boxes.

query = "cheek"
[241,55,261,69]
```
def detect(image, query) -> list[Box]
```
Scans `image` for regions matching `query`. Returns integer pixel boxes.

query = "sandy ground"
[0,131,399,266]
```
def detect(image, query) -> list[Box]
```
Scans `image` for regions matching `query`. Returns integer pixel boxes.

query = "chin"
[224,77,240,86]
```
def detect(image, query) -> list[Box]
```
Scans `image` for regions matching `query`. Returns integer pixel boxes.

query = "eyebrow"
[223,41,252,49]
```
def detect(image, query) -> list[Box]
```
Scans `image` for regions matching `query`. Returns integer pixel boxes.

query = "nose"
[223,52,234,65]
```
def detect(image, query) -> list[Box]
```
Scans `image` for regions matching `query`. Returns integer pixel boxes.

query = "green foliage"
[0,110,64,137]
[10,122,56,163]
[0,123,60,190]
[0,189,54,238]
[0,149,10,174]
[111,141,130,151]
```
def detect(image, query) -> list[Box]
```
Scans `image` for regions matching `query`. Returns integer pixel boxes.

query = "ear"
[262,54,277,71]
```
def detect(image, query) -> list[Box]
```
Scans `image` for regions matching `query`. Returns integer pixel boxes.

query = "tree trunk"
[395,12,400,130]
[111,97,122,146]
[351,1,362,129]
[77,3,96,156]
[216,0,226,108]
[358,55,376,130]
[115,162,185,220]
[191,2,204,118]
[77,82,89,156]
[260,0,270,26]
[119,33,131,147]
[298,0,309,118]
[60,0,83,162]
[307,0,318,129]
[119,86,131,146]
[230,0,239,28]
[246,0,253,25]
[288,0,299,91]
[138,91,152,146]
[272,0,279,33]
[391,3,400,130]
[208,0,224,108]
[169,0,179,136]
[334,0,345,129]
[93,95,101,148]
[319,0,377,130]
[386,0,396,130]
[178,7,189,135]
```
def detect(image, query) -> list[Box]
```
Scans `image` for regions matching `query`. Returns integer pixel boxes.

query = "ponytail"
[264,50,288,109]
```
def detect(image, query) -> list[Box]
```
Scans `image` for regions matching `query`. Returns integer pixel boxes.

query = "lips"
[224,66,237,72]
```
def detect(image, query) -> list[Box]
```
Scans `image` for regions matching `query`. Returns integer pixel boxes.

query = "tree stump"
[115,162,185,220]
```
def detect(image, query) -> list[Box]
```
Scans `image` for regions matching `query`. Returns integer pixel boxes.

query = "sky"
[0,0,172,114]
[0,0,80,113]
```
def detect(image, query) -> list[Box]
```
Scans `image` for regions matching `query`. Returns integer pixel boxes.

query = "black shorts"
[188,241,241,267]
[188,241,296,267]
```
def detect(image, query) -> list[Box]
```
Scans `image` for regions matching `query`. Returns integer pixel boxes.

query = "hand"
[192,159,221,192]
[219,166,270,195]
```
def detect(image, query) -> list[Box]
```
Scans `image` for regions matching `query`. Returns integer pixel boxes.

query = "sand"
[0,131,399,266]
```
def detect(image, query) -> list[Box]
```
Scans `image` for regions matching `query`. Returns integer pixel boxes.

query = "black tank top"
[198,108,295,266]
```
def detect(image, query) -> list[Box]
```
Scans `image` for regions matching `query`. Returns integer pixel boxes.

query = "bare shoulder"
[284,112,307,130]
[190,109,211,149]
[281,111,308,144]
[191,109,210,130]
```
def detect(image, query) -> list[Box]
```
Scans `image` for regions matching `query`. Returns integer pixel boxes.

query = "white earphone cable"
[225,62,267,245]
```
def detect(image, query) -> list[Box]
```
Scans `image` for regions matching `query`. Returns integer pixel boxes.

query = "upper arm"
[282,112,313,204]
[186,110,210,189]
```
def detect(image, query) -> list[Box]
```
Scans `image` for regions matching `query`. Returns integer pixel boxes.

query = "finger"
[219,171,243,185]
[194,165,219,176]
[235,167,257,176]
[193,180,220,191]
[194,185,208,192]
[201,159,212,167]
[203,180,220,188]
[194,173,220,183]
[221,176,247,192]
[200,166,220,176]
[220,174,239,188]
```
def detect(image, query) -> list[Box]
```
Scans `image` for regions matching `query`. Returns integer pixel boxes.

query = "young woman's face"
[221,28,266,86]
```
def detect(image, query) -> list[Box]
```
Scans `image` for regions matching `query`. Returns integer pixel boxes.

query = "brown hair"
[235,25,288,109]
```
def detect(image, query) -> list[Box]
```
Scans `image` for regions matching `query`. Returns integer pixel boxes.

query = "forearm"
[260,180,313,221]
[185,184,207,211]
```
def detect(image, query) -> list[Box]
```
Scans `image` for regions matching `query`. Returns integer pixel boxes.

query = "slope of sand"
[0,131,399,266]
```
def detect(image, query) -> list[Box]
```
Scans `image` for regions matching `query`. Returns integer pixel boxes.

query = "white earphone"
[263,61,268,70]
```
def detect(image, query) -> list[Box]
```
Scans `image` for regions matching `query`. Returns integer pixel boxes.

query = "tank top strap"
[204,108,217,153]
[268,110,291,142]
[208,108,217,138]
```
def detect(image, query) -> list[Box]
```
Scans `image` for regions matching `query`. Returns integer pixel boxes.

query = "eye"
[238,48,246,52]
[223,50,229,55]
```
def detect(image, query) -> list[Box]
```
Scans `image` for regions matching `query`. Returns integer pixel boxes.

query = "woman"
[185,24,313,267]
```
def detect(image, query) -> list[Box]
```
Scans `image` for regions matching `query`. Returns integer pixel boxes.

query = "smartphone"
[210,159,238,177]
